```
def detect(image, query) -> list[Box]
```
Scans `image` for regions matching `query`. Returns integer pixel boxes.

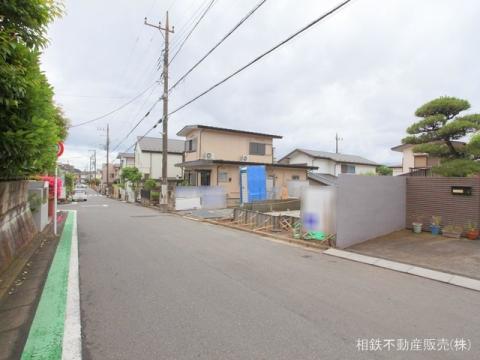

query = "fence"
[406,177,480,231]
[175,186,226,210]
[335,176,406,249]
[233,208,299,232]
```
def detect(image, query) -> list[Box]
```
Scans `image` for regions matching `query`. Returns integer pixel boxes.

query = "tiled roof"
[136,137,185,153]
[291,149,379,166]
[307,172,338,186]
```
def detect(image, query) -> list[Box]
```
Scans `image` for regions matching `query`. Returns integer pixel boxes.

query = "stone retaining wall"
[0,181,37,273]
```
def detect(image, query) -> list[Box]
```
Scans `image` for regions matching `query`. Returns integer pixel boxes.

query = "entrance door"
[240,170,248,203]
[200,170,211,186]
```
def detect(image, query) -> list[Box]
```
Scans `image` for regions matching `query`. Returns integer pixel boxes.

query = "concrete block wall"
[406,177,480,231]
[335,176,406,249]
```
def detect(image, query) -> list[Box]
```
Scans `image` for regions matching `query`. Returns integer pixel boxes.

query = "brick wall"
[406,177,480,231]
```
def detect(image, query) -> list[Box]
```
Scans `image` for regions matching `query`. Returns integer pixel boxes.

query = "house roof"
[116,152,134,159]
[136,136,185,153]
[176,125,283,139]
[391,140,466,152]
[307,172,337,186]
[175,159,317,170]
[279,149,379,166]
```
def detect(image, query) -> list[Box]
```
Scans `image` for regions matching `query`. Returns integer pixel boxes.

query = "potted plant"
[465,222,479,240]
[442,224,463,239]
[430,216,442,235]
[412,215,423,234]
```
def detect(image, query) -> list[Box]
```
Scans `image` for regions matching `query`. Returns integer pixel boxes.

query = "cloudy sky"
[41,0,480,170]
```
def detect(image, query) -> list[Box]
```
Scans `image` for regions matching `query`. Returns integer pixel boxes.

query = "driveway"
[348,230,480,280]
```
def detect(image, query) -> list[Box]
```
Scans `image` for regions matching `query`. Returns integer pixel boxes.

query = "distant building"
[278,149,379,185]
[391,141,465,175]
[116,152,135,169]
[101,163,120,184]
[134,137,184,180]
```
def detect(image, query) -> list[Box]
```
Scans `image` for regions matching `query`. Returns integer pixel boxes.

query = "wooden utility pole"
[145,13,174,208]
[106,124,110,194]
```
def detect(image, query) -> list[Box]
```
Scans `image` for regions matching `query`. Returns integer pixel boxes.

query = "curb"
[324,248,480,292]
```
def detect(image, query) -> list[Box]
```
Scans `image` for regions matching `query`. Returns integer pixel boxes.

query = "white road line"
[62,210,82,360]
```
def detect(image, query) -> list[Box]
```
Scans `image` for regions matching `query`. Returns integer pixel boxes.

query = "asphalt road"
[62,190,480,360]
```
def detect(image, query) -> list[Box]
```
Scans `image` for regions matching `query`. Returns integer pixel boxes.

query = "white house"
[134,137,184,180]
[278,149,379,178]
[116,152,135,170]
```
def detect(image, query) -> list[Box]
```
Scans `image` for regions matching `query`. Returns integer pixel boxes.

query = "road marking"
[80,204,108,208]
[62,211,82,360]
[21,210,82,360]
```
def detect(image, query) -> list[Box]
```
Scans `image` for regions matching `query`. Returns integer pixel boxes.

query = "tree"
[64,172,76,197]
[376,165,393,176]
[143,179,157,191]
[0,0,68,179]
[120,167,142,190]
[402,96,480,176]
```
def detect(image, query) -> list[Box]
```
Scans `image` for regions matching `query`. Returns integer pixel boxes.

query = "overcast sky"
[41,0,480,170]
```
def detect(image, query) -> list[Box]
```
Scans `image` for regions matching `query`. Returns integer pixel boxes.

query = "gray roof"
[283,149,379,166]
[136,137,185,153]
[116,152,134,159]
[308,172,338,186]
[177,124,282,139]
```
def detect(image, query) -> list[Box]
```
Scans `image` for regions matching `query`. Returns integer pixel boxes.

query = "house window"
[292,175,300,180]
[341,164,356,174]
[249,142,266,155]
[218,171,229,182]
[185,138,197,152]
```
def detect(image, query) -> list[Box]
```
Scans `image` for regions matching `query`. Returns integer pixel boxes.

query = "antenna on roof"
[335,133,343,154]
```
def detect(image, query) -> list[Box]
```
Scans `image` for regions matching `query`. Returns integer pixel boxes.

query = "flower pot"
[430,224,441,235]
[412,222,423,234]
[466,230,479,240]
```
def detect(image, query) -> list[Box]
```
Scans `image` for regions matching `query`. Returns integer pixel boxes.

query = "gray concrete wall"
[0,181,37,272]
[336,176,406,249]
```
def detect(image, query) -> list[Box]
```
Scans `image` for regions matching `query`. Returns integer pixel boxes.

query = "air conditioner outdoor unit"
[204,152,215,160]
[240,155,249,162]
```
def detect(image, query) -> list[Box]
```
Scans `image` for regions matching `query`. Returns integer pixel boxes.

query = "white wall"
[336,176,406,249]
[135,147,183,179]
[334,163,377,175]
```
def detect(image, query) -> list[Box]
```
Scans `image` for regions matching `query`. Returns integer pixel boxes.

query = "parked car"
[72,189,87,202]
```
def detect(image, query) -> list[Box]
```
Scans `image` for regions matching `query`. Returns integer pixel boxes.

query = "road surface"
[64,190,480,359]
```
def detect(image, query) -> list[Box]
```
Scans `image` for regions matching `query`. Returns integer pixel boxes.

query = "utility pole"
[145,13,174,209]
[335,133,343,154]
[106,124,110,195]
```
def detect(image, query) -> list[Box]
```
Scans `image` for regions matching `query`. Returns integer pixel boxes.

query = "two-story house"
[278,149,379,180]
[134,136,184,180]
[391,141,465,175]
[116,152,135,170]
[176,125,316,201]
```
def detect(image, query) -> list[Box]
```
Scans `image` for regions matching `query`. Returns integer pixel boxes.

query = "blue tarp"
[245,165,267,203]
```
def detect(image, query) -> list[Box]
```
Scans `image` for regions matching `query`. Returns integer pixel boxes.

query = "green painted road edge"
[21,211,79,360]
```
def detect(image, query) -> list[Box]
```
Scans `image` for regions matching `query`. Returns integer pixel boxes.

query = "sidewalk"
[0,211,81,360]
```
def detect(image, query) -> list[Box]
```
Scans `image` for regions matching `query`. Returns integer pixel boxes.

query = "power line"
[169,0,218,65]
[112,98,161,151]
[126,0,354,152]
[169,0,267,92]
[169,0,210,50]
[69,83,158,128]
[168,0,354,117]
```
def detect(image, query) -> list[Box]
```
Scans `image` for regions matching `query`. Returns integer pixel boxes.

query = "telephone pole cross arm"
[144,13,174,209]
